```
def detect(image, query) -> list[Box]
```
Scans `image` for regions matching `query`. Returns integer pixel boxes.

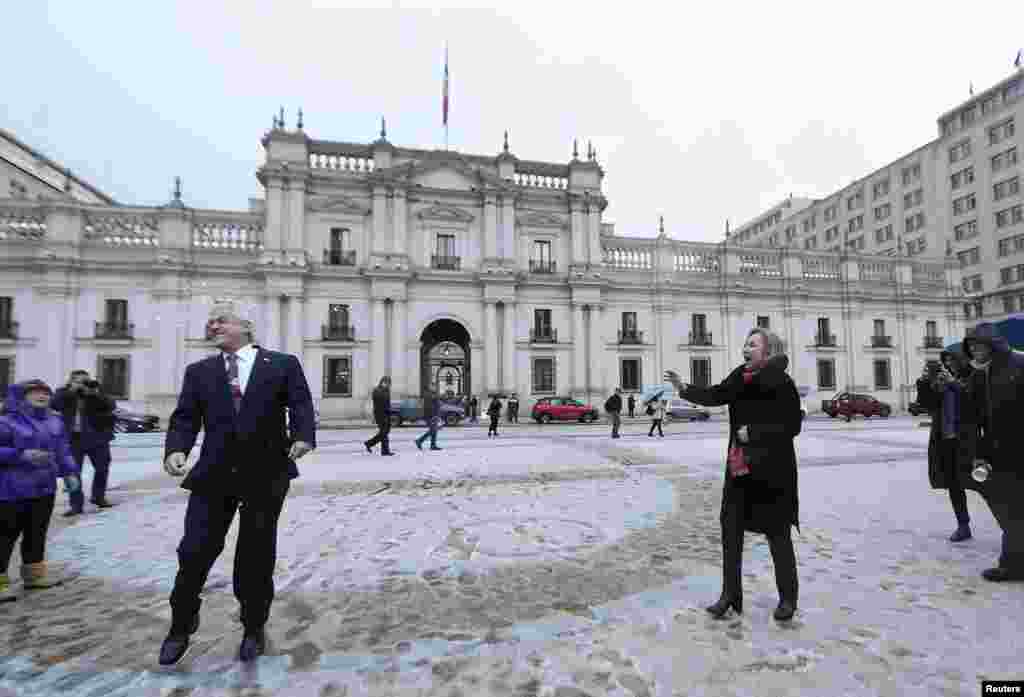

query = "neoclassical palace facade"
[0,120,965,420]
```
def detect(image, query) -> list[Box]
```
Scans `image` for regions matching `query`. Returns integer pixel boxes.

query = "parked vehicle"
[664,398,710,422]
[908,401,928,416]
[113,407,160,433]
[821,392,892,419]
[531,397,599,424]
[388,398,465,427]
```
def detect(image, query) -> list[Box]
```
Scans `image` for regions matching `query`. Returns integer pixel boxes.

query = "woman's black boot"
[705,594,742,619]
[773,600,796,621]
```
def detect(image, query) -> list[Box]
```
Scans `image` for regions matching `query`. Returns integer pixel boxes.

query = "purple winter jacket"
[0,384,79,502]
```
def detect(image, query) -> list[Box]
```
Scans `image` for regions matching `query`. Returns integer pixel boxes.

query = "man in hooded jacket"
[962,321,1024,582]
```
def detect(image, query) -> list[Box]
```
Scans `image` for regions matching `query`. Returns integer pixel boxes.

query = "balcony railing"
[815,333,837,347]
[871,335,893,348]
[530,327,558,343]
[95,322,134,340]
[432,255,461,271]
[529,259,557,274]
[322,324,356,342]
[923,335,944,349]
[618,329,644,344]
[0,320,17,339]
[689,331,713,346]
[323,249,357,266]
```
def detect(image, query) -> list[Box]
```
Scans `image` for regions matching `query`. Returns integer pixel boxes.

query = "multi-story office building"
[0,120,962,420]
[729,69,1023,322]
[1,127,116,206]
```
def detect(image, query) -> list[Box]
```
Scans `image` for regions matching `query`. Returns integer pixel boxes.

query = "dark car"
[531,397,599,424]
[664,398,711,422]
[113,407,160,433]
[821,392,892,419]
[389,398,465,427]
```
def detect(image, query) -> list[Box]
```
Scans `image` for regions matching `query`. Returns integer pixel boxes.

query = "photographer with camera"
[49,370,116,516]
[962,322,1024,582]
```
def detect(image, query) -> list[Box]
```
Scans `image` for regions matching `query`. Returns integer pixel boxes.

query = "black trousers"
[940,439,970,526]
[488,416,499,436]
[648,419,664,437]
[365,418,391,454]
[68,436,112,510]
[979,480,1024,572]
[0,495,56,572]
[720,485,798,604]
[168,485,288,633]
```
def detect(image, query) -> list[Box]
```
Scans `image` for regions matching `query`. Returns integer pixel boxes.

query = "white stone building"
[728,68,1023,323]
[0,120,964,420]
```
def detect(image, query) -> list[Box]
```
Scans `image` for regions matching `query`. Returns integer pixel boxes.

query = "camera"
[84,379,100,389]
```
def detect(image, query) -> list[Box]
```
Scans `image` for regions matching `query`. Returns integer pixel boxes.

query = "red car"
[532,397,599,424]
[821,392,892,419]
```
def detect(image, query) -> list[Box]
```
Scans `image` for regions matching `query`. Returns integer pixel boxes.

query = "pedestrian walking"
[0,380,81,601]
[647,396,666,437]
[962,322,1024,582]
[604,388,623,438]
[487,396,502,437]
[508,394,519,423]
[916,352,973,542]
[49,370,116,515]
[364,376,394,456]
[158,299,316,665]
[415,388,443,451]
[627,394,636,418]
[469,396,479,424]
[666,327,802,621]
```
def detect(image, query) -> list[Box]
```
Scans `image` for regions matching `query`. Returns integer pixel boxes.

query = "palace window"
[532,357,555,394]
[873,359,892,391]
[620,358,642,392]
[97,356,129,399]
[0,356,12,394]
[817,359,835,390]
[323,356,352,397]
[690,358,711,388]
[756,315,770,329]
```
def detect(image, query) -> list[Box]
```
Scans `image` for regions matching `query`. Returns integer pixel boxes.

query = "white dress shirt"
[222,343,257,395]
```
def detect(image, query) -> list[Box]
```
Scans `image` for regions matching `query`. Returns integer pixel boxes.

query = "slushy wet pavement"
[1,416,1021,696]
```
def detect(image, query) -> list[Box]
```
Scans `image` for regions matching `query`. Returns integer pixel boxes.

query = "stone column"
[501,195,515,262]
[371,299,387,391]
[286,296,304,362]
[572,303,586,395]
[587,205,602,266]
[570,201,585,266]
[470,343,484,398]
[483,196,497,261]
[394,189,407,257]
[503,301,516,393]
[484,301,498,393]
[390,299,407,395]
[288,178,306,255]
[264,293,282,351]
[264,180,284,252]
[372,186,389,255]
[589,305,604,395]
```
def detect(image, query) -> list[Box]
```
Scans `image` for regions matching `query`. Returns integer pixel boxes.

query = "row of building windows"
[1002,293,1024,314]
[999,263,1024,286]
[957,246,981,267]
[813,358,895,392]
[942,82,1021,135]
[998,231,1024,257]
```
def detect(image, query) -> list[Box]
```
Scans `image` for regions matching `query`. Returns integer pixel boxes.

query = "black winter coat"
[682,355,802,535]
[917,373,978,491]
[371,385,391,423]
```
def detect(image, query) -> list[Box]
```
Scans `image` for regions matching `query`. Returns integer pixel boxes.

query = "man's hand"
[164,452,188,477]
[288,441,313,460]
[664,370,690,393]
[23,449,50,466]
[736,426,750,443]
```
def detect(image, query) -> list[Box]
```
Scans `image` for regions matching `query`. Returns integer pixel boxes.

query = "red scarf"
[742,368,755,384]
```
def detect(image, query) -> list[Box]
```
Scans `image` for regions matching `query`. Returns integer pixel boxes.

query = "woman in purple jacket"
[0,380,80,601]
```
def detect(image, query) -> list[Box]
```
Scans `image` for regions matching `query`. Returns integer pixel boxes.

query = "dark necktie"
[226,353,242,413]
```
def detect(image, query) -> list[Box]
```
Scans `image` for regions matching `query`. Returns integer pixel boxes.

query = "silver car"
[664,398,710,422]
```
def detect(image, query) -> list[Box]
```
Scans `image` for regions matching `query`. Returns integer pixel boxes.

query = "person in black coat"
[666,328,802,621]
[415,388,442,450]
[50,370,117,514]
[962,321,1024,582]
[627,394,636,418]
[364,376,393,456]
[605,389,623,438]
[487,397,502,437]
[915,351,973,542]
[158,300,316,665]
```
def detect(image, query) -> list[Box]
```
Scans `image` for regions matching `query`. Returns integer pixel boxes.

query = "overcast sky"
[4,1,1023,243]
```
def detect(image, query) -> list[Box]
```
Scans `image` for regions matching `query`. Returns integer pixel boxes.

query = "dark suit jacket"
[50,387,116,447]
[371,386,390,423]
[164,347,316,496]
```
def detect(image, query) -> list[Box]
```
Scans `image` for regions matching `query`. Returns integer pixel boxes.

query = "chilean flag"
[442,45,450,127]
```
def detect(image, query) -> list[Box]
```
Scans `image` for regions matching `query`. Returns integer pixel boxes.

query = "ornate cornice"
[307,194,372,216]
[516,211,567,230]
[416,202,475,223]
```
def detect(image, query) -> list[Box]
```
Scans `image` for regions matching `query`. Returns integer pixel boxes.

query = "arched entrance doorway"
[420,319,471,398]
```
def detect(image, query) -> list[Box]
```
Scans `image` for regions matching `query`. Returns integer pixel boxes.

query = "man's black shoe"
[158,613,200,666]
[90,499,114,509]
[365,442,373,454]
[949,525,972,542]
[982,566,1024,582]
[382,451,395,456]
[238,628,266,662]
[62,509,83,518]
[429,446,442,451]
[773,601,796,621]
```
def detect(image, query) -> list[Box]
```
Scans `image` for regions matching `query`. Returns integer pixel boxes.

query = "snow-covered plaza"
[0,415,1021,696]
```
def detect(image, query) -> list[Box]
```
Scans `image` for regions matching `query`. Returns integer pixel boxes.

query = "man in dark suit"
[364,376,393,456]
[158,299,316,665]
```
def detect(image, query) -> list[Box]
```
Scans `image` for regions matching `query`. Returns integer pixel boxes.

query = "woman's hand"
[736,426,750,443]
[664,370,689,392]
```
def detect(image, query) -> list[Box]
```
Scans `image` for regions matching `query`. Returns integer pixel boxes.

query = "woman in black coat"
[665,328,802,621]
